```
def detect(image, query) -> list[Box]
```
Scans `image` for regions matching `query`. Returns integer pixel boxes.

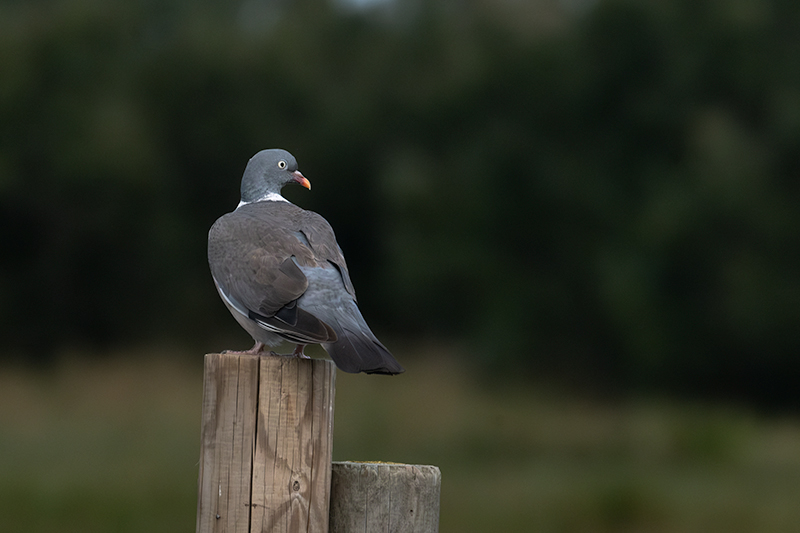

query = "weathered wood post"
[329,462,441,532]
[196,353,336,533]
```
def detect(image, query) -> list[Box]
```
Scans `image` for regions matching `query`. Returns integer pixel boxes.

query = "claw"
[292,344,310,359]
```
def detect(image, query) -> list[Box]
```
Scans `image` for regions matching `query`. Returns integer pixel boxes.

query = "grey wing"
[295,210,356,297]
[208,209,336,343]
[294,211,404,375]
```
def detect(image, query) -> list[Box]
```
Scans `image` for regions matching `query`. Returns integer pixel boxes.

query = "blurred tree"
[0,0,798,405]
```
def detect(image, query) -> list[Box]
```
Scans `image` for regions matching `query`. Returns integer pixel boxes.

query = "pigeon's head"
[240,149,311,204]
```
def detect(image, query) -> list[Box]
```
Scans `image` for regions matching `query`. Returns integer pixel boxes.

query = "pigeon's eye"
[278,160,287,169]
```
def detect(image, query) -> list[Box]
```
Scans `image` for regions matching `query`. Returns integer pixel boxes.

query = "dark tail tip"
[323,333,404,375]
[363,356,405,375]
[364,365,405,376]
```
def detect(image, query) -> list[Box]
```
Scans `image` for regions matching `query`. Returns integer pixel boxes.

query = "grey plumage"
[208,149,403,375]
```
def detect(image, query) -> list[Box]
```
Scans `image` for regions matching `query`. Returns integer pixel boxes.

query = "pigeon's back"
[210,200,404,375]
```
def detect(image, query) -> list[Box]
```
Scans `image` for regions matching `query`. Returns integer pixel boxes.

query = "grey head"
[239,149,311,204]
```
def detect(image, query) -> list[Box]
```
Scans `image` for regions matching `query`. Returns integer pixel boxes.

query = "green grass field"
[2,345,800,532]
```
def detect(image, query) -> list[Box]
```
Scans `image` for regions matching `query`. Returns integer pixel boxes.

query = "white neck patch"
[237,192,288,209]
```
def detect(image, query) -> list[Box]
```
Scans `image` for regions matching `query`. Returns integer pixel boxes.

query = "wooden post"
[196,353,336,533]
[329,462,441,533]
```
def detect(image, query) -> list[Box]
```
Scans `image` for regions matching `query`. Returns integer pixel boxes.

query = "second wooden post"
[197,353,336,533]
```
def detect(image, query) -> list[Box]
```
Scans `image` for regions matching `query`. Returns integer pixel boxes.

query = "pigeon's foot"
[223,341,266,355]
[292,344,311,359]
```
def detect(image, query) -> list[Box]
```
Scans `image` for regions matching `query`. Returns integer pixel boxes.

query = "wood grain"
[329,462,441,533]
[196,354,335,533]
[196,353,260,533]
[249,356,335,533]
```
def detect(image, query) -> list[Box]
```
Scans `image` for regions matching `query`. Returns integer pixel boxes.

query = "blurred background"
[2,0,800,531]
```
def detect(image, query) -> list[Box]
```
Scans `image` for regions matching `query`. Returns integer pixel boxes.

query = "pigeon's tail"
[321,305,404,375]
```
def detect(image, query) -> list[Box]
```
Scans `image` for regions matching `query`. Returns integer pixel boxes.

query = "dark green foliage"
[1,0,798,403]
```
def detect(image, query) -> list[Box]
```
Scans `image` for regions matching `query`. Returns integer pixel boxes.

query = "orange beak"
[293,171,311,190]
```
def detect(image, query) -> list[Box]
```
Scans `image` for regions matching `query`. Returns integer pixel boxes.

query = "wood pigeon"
[208,149,404,375]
